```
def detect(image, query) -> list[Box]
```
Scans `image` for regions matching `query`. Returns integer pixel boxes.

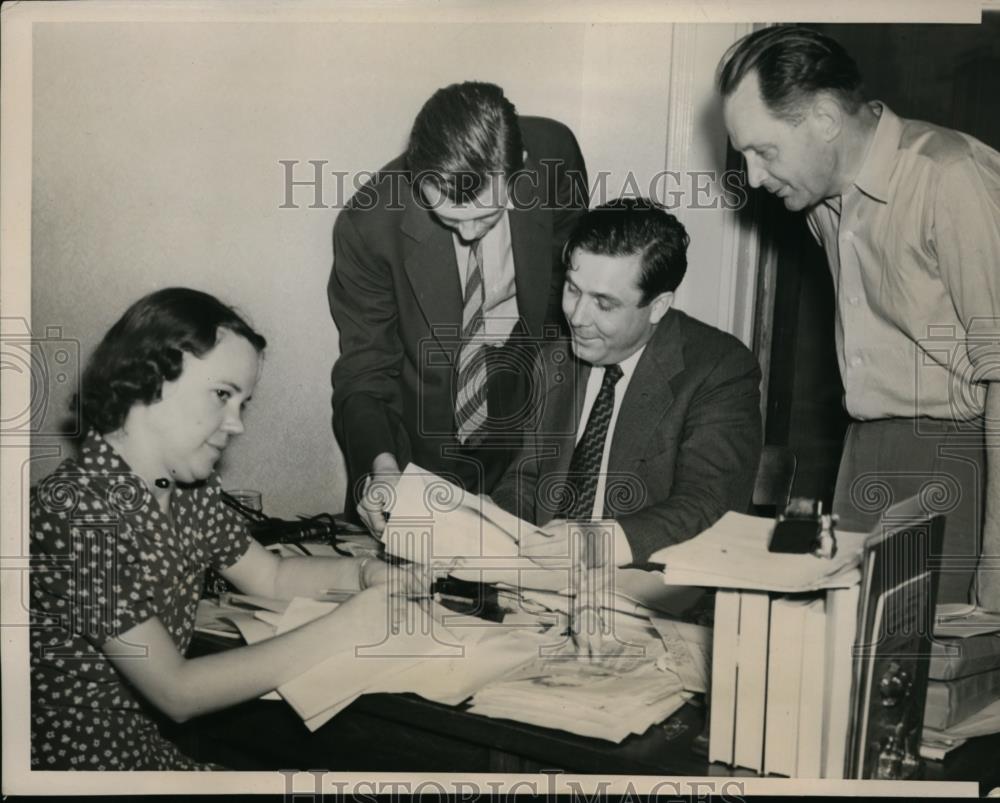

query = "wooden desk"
[170,689,709,775]
[172,632,1000,789]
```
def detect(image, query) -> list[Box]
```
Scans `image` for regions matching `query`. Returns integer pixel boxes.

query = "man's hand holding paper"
[382,465,631,592]
[357,452,402,536]
[519,518,633,569]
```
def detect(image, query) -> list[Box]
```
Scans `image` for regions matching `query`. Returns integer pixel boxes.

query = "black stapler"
[431,576,504,622]
[768,498,838,558]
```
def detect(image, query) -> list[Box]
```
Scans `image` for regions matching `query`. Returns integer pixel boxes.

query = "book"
[796,596,828,778]
[924,696,1000,740]
[928,634,1000,681]
[919,731,968,760]
[923,668,1000,730]
[708,589,741,765]
[933,605,1000,638]
[763,596,809,776]
[733,591,771,771]
[821,583,860,778]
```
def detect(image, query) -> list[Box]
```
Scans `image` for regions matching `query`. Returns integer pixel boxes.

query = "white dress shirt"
[451,210,520,344]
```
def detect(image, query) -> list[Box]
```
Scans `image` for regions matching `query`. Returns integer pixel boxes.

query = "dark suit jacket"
[491,309,763,563]
[329,117,588,515]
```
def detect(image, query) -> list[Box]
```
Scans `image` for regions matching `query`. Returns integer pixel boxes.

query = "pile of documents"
[468,613,694,742]
[196,592,554,728]
[648,512,867,592]
[194,568,713,741]
[278,607,550,731]
[191,467,730,742]
[920,609,1000,759]
[469,655,691,743]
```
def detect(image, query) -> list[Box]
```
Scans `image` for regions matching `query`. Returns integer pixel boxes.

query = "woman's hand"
[325,577,435,649]
[360,556,430,597]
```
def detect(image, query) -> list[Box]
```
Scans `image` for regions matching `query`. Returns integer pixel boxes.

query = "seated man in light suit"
[492,198,763,567]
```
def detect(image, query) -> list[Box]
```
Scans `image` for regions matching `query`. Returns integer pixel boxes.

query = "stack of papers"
[195,573,711,740]
[197,593,555,729]
[467,610,694,742]
[648,512,866,592]
[496,568,712,693]
[468,653,691,742]
[277,603,548,730]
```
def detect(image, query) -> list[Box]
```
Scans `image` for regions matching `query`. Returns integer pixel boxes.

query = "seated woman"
[30,287,420,770]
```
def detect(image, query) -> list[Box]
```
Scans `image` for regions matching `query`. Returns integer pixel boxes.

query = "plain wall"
[30,20,743,517]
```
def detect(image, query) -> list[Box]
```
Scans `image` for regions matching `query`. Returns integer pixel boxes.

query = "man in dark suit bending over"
[492,198,763,566]
[329,82,588,532]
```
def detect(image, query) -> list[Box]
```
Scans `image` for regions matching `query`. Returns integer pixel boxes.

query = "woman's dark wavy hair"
[77,287,267,434]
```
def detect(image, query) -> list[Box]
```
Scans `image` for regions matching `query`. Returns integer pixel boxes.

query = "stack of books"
[706,585,859,777]
[648,512,869,778]
[652,503,945,779]
[921,632,1000,758]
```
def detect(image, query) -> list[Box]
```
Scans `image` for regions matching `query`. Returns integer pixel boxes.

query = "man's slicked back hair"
[406,81,524,204]
[717,26,864,121]
[564,197,690,305]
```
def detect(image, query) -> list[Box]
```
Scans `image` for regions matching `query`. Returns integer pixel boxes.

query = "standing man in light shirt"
[491,198,763,566]
[717,26,1000,606]
[329,81,588,533]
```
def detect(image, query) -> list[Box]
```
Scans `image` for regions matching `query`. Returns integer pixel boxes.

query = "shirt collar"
[74,429,157,515]
[851,101,901,205]
[80,429,132,474]
[598,343,646,383]
[452,207,511,255]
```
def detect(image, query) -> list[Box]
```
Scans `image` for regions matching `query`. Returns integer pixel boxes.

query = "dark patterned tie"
[455,240,488,443]
[558,364,624,519]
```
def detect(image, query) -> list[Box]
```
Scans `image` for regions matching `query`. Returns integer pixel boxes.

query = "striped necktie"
[455,239,488,444]
[558,363,624,519]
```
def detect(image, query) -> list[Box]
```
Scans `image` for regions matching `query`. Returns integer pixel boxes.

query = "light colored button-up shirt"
[451,211,520,344]
[806,103,1000,422]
